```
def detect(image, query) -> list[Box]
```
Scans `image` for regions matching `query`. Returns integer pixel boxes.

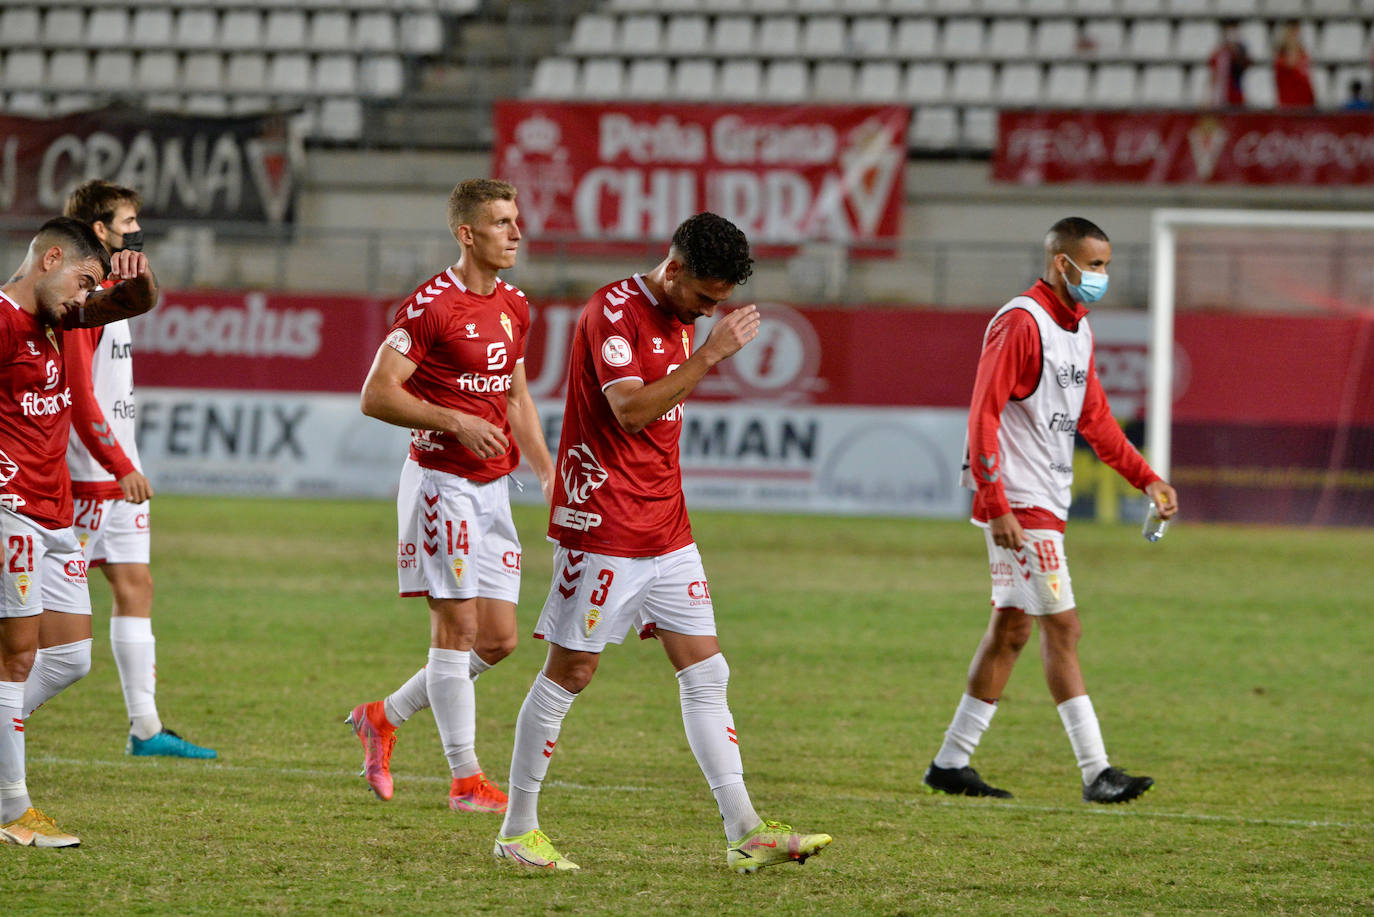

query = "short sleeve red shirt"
[547,275,695,557]
[0,291,74,528]
[382,267,530,483]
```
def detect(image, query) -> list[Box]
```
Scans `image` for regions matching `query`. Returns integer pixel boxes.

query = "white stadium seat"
[813,61,855,99]
[673,59,716,98]
[131,9,175,49]
[625,59,670,97]
[910,106,958,151]
[529,57,577,97]
[267,53,312,96]
[43,9,86,48]
[941,19,985,58]
[1092,63,1139,107]
[893,19,938,58]
[1045,63,1090,104]
[757,17,801,56]
[903,62,948,103]
[620,15,663,54]
[712,16,756,56]
[399,12,444,55]
[1127,21,1174,62]
[263,11,308,51]
[0,9,41,49]
[1140,64,1186,106]
[1034,20,1079,59]
[962,108,998,150]
[92,50,135,87]
[949,62,995,104]
[220,11,262,51]
[850,18,893,57]
[359,55,404,97]
[174,10,219,51]
[356,14,398,53]
[182,52,224,93]
[86,9,132,48]
[3,50,45,90]
[1175,21,1220,63]
[664,16,708,55]
[47,50,91,92]
[718,60,762,99]
[1242,65,1277,108]
[310,12,355,53]
[580,57,625,97]
[987,20,1032,59]
[569,14,617,54]
[856,61,902,100]
[802,17,847,57]
[318,98,364,142]
[226,52,269,94]
[996,62,1044,105]
[135,51,179,92]
[314,54,358,95]
[763,60,808,101]
[1318,21,1368,62]
[1082,21,1125,58]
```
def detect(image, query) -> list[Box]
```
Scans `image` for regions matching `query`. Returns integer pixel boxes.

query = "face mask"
[1062,255,1108,303]
[114,229,144,253]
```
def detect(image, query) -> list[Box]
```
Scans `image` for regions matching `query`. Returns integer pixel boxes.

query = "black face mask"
[114,229,143,253]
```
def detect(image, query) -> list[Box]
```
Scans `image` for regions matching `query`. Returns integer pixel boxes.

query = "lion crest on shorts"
[560,443,609,504]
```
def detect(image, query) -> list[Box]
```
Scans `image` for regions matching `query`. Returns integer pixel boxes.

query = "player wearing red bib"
[923,217,1178,804]
[51,180,215,760]
[347,180,553,814]
[494,213,831,874]
[1,218,156,847]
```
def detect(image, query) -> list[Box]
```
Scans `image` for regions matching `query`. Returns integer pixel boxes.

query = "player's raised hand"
[700,304,761,363]
[109,250,151,283]
[449,411,509,459]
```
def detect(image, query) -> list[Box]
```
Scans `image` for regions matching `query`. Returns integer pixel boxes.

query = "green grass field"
[4,496,1371,915]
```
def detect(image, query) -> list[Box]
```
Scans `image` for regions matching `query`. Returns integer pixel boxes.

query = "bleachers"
[0,1,472,143]
[532,0,1374,153]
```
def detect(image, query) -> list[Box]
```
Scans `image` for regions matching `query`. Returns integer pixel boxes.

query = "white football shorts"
[396,457,521,603]
[533,543,716,653]
[983,527,1076,616]
[73,497,151,566]
[0,507,91,618]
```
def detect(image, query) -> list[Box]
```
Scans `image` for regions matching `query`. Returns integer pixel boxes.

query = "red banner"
[490,101,908,254]
[994,110,1374,185]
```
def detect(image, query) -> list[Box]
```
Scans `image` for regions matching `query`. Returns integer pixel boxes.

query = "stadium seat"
[850,18,893,57]
[962,107,998,150]
[1240,21,1272,62]
[1309,64,1333,105]
[941,19,985,58]
[888,0,934,11]
[47,50,91,92]
[813,61,855,99]
[569,14,617,54]
[268,53,312,97]
[856,61,902,100]
[1118,0,1161,13]
[763,60,808,101]
[226,53,269,94]
[580,57,625,97]
[664,16,708,55]
[318,98,365,142]
[1127,21,1174,62]
[310,12,355,53]
[625,59,670,97]
[182,52,224,93]
[1045,62,1090,104]
[399,12,444,55]
[529,57,577,98]
[220,11,263,51]
[903,61,948,103]
[1025,0,1071,12]
[1069,0,1116,13]
[620,15,663,54]
[131,9,175,50]
[231,96,273,116]
[43,9,85,48]
[91,49,134,87]
[988,20,1032,59]
[1175,21,1220,63]
[1140,63,1186,106]
[984,0,1027,12]
[356,13,398,53]
[758,17,801,56]
[2,50,44,90]
[802,17,847,57]
[673,59,716,98]
[173,10,218,51]
[0,9,41,49]
[1081,21,1125,58]
[135,51,179,92]
[910,106,958,151]
[1260,0,1308,16]
[263,11,308,51]
[1092,63,1139,106]
[1317,21,1368,63]
[315,54,358,95]
[184,94,230,116]
[1166,0,1213,12]
[712,17,755,56]
[359,56,405,97]
[1302,0,1350,14]
[6,91,47,115]
[53,94,97,117]
[949,62,995,104]
[1242,65,1277,107]
[1033,20,1079,59]
[86,9,132,48]
[717,60,762,99]
[893,19,938,59]
[996,62,1044,105]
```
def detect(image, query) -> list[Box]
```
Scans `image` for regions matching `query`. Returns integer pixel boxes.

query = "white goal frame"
[1148,207,1374,480]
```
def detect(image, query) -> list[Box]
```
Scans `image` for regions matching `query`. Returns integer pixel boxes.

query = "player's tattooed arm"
[73,250,159,327]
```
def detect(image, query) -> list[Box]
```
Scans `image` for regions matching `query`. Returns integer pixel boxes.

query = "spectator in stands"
[1208,20,1251,108]
[1341,79,1372,112]
[1273,21,1316,108]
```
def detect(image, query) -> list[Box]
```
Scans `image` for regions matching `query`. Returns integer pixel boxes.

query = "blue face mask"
[1062,255,1108,303]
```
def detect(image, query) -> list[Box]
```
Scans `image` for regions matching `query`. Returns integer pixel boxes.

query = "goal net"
[1148,208,1374,527]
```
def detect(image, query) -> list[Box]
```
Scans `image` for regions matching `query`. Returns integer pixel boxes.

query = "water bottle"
[1141,501,1169,542]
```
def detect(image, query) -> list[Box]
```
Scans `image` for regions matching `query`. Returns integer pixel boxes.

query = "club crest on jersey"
[680,329,690,357]
[584,606,602,637]
[465,322,478,338]
[601,335,632,367]
[45,327,59,353]
[385,328,412,355]
[78,532,90,549]
[652,336,664,353]
[451,556,465,584]
[500,312,513,341]
[15,573,30,602]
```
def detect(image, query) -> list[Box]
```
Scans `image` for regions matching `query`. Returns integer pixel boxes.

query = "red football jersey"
[383,267,529,483]
[547,274,696,557]
[0,291,74,529]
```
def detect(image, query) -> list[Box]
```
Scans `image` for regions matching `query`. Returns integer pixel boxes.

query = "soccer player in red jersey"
[48,180,215,759]
[493,213,831,874]
[346,180,553,814]
[1,217,157,847]
[922,217,1178,804]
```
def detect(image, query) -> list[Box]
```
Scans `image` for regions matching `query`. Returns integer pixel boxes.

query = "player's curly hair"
[447,178,517,240]
[63,179,142,228]
[33,216,112,277]
[671,212,753,286]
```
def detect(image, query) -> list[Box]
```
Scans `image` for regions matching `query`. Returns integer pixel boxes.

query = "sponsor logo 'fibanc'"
[140,293,321,358]
[21,388,72,416]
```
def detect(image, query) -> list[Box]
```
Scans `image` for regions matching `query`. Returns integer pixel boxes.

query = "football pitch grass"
[5,496,1371,915]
